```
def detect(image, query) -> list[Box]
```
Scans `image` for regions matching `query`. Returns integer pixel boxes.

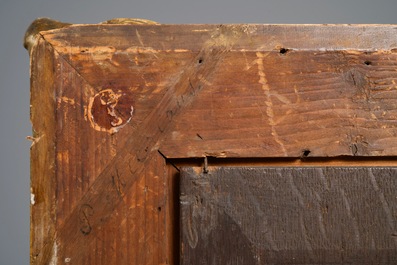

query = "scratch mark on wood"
[314,191,328,239]
[316,167,329,190]
[135,29,159,59]
[256,52,287,155]
[180,194,199,248]
[340,188,361,247]
[368,169,396,238]
[79,204,94,236]
[112,168,126,197]
[287,171,305,207]
[135,29,144,46]
[299,213,314,258]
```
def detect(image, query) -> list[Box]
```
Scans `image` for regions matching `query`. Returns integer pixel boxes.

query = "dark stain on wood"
[180,167,397,264]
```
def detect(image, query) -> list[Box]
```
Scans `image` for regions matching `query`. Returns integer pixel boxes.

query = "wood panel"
[28,22,397,264]
[180,167,397,264]
[161,48,397,158]
[41,24,397,158]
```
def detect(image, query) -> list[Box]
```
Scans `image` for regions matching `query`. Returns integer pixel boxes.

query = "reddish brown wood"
[30,37,58,265]
[41,24,397,158]
[180,167,397,264]
[160,48,397,158]
[28,22,397,264]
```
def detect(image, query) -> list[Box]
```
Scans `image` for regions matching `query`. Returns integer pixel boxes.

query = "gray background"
[0,0,396,264]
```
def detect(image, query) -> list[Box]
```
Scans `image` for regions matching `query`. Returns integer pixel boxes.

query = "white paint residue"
[30,193,35,205]
[64,257,71,263]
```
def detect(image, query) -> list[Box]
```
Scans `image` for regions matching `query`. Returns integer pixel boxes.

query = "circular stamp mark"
[87,89,134,134]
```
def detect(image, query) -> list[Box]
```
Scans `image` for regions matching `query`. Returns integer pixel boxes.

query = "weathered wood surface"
[42,24,397,158]
[180,167,397,264]
[30,37,58,265]
[28,22,397,264]
[30,22,232,264]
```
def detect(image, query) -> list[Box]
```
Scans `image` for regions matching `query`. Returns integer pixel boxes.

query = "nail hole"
[157,207,162,212]
[198,58,203,64]
[302,149,311,157]
[364,60,372,65]
[279,48,289,55]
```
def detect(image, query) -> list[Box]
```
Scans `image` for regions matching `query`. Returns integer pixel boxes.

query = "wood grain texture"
[166,165,181,265]
[40,24,397,158]
[31,23,240,264]
[180,167,397,264]
[29,23,397,264]
[30,37,58,264]
[162,48,397,158]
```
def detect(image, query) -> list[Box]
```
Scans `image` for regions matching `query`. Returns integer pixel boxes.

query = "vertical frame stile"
[30,37,58,264]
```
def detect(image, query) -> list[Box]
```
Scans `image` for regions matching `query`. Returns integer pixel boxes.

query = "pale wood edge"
[40,23,397,53]
[30,36,58,264]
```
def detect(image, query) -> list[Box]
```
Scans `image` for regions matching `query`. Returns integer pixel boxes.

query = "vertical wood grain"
[30,37,58,264]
